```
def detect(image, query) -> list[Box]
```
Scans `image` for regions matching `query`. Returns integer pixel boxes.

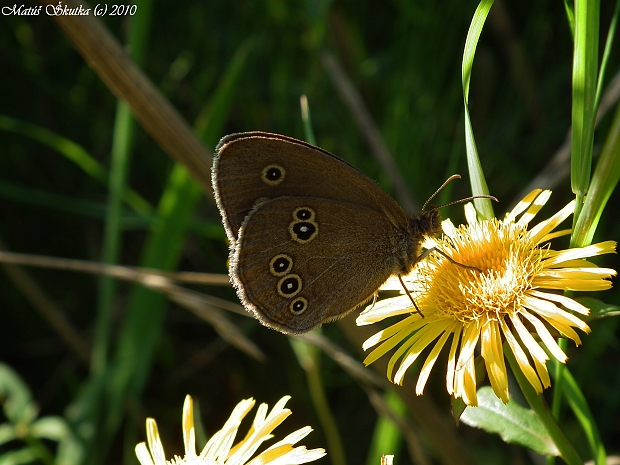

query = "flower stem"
[504,345,582,465]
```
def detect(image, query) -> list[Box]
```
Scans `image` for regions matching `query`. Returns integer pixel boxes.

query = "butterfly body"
[212,132,442,334]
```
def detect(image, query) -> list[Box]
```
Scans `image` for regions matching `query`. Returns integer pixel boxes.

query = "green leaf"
[575,296,620,320]
[0,448,37,465]
[0,364,38,425]
[460,387,559,456]
[30,417,83,465]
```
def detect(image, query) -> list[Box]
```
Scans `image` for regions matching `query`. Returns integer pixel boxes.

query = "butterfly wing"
[231,196,404,334]
[212,132,406,244]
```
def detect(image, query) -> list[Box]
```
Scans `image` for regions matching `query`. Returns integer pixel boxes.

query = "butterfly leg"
[398,274,424,318]
[422,247,482,273]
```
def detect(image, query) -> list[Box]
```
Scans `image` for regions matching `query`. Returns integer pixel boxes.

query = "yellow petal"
[481,319,509,403]
[516,190,552,228]
[520,311,567,363]
[455,356,478,406]
[523,295,589,335]
[362,314,421,351]
[416,330,452,395]
[504,189,543,224]
[532,357,551,388]
[544,259,599,269]
[508,313,550,366]
[387,327,429,382]
[540,228,572,242]
[364,329,409,370]
[135,443,155,465]
[538,267,617,279]
[182,396,196,458]
[500,319,543,392]
[528,290,589,315]
[202,398,256,459]
[456,321,481,370]
[445,326,462,395]
[248,444,326,465]
[358,296,423,323]
[394,319,452,384]
[533,277,614,291]
[527,199,575,244]
[542,241,617,266]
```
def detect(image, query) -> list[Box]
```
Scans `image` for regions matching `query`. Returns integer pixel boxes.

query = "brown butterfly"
[212,132,492,334]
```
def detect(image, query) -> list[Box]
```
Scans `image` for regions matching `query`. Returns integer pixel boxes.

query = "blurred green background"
[1,1,619,464]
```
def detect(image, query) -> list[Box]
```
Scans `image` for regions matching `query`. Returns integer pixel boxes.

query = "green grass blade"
[549,357,607,465]
[366,390,404,465]
[570,0,600,220]
[91,0,155,378]
[103,163,203,440]
[0,114,153,216]
[290,337,347,465]
[462,0,494,219]
[194,38,254,143]
[293,95,343,465]
[300,95,317,146]
[572,100,620,247]
[80,2,157,462]
[593,0,620,111]
[563,0,576,37]
[94,36,251,462]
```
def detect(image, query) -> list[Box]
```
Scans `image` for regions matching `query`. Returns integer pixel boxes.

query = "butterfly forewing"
[212,132,406,244]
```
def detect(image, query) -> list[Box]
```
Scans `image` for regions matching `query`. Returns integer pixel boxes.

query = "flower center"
[419,219,544,324]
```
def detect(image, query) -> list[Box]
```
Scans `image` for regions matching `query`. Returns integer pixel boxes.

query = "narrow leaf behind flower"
[570,0,600,216]
[460,387,559,456]
[547,354,608,464]
[571,101,620,247]
[462,0,494,219]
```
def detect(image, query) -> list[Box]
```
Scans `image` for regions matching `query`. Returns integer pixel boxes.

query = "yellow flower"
[135,395,326,465]
[357,190,616,406]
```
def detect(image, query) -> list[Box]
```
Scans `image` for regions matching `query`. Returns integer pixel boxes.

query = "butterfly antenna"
[421,174,462,212]
[433,194,498,211]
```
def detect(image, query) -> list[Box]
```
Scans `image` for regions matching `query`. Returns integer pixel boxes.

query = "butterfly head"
[410,207,442,239]
[396,208,442,275]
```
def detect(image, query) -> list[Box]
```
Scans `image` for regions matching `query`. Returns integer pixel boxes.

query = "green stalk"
[294,98,345,465]
[549,358,607,465]
[290,337,347,465]
[504,346,582,465]
[366,390,404,465]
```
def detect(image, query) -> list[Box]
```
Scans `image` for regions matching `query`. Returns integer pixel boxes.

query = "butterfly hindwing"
[230,196,403,333]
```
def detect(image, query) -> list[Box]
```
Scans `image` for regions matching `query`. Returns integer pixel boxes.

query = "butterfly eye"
[291,222,317,243]
[293,207,315,221]
[269,254,293,276]
[289,297,308,315]
[277,274,302,298]
[261,164,285,186]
